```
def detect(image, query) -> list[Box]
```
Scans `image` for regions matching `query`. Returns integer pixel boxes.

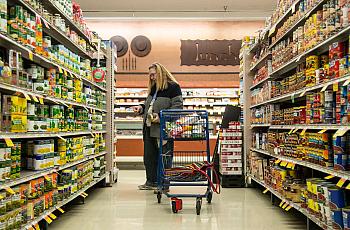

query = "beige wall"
[87,20,264,87]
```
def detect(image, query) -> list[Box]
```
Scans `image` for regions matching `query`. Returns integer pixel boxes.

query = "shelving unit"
[242,0,350,229]
[114,88,240,137]
[0,0,117,229]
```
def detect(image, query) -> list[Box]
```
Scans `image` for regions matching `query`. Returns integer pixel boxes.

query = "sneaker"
[138,182,157,190]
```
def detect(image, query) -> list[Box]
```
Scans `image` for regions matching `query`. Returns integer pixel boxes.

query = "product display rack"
[114,87,240,138]
[242,0,350,229]
[247,174,326,230]
[0,0,117,229]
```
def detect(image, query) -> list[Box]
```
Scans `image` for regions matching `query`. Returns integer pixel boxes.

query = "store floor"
[50,170,306,230]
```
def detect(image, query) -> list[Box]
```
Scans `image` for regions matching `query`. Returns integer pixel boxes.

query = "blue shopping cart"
[156,110,220,215]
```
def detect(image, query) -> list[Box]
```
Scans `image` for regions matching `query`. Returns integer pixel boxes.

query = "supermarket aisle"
[50,170,305,230]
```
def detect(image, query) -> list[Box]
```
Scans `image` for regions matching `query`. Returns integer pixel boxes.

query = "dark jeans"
[143,127,173,186]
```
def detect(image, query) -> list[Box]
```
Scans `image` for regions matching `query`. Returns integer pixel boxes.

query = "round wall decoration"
[111,35,128,57]
[131,35,152,57]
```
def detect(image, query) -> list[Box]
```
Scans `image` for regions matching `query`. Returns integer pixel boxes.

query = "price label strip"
[57,207,65,213]
[262,188,269,194]
[337,178,347,188]
[279,201,285,207]
[318,129,328,134]
[49,213,57,220]
[285,205,293,211]
[324,175,335,180]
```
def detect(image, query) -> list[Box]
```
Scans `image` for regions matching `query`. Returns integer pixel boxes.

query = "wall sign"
[180,39,241,66]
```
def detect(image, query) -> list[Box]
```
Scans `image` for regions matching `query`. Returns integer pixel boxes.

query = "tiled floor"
[50,170,306,230]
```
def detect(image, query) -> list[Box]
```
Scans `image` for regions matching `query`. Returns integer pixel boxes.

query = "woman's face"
[149,67,157,82]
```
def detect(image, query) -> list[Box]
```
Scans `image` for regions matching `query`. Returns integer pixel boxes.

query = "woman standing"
[133,63,183,190]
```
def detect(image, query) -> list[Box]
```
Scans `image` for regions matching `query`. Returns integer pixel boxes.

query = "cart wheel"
[207,191,213,204]
[172,201,178,213]
[157,192,162,203]
[196,197,202,215]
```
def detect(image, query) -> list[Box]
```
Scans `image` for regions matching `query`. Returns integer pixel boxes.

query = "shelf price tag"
[300,128,307,136]
[269,25,276,37]
[333,82,339,92]
[291,94,295,103]
[31,95,39,103]
[299,90,307,97]
[28,51,34,61]
[57,135,66,142]
[5,187,15,195]
[63,69,68,76]
[324,175,335,180]
[57,207,65,213]
[279,201,285,207]
[58,67,63,74]
[288,129,294,135]
[262,188,269,194]
[318,129,327,134]
[291,164,296,170]
[80,193,87,198]
[321,84,329,92]
[292,3,296,13]
[292,129,299,133]
[44,175,51,181]
[334,128,349,137]
[34,224,40,230]
[343,79,350,86]
[28,227,34,230]
[69,72,73,78]
[337,178,347,188]
[346,183,350,190]
[38,97,44,105]
[280,161,288,167]
[44,216,53,224]
[286,163,294,169]
[23,93,31,101]
[49,213,57,220]
[4,138,14,147]
[82,192,88,197]
[285,205,293,211]
[275,159,281,164]
[282,203,289,209]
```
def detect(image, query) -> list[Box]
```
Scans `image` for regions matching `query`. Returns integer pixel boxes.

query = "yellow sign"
[334,128,349,137]
[279,201,285,207]
[345,183,350,190]
[57,207,65,213]
[321,84,329,92]
[318,129,327,134]
[4,138,14,147]
[282,203,288,209]
[38,97,44,105]
[285,205,292,211]
[280,161,288,167]
[28,51,34,61]
[58,67,63,74]
[32,95,39,103]
[337,178,347,188]
[324,175,335,180]
[44,216,53,224]
[49,213,57,220]
[300,128,307,136]
[333,82,339,92]
[263,188,269,194]
[292,129,299,133]
[288,129,294,135]
[5,187,15,195]
[34,224,40,230]
[23,93,31,101]
[275,159,281,164]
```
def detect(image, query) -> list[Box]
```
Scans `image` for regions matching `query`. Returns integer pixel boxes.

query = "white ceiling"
[78,0,276,20]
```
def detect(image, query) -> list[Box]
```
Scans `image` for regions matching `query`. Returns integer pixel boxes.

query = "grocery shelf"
[14,0,92,59]
[251,148,350,181]
[0,152,107,191]
[116,102,236,106]
[247,42,259,54]
[247,174,326,229]
[114,111,134,114]
[269,0,301,38]
[271,25,350,77]
[250,76,271,90]
[24,173,107,229]
[269,124,348,130]
[249,52,271,73]
[0,81,106,113]
[116,135,143,140]
[251,124,271,128]
[0,32,106,93]
[269,0,326,49]
[41,0,93,46]
[114,119,143,123]
[250,73,350,108]
[0,130,106,139]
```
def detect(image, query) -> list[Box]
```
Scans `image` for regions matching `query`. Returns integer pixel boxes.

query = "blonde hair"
[148,62,178,93]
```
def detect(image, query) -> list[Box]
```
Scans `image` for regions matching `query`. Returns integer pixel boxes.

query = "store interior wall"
[86,20,264,88]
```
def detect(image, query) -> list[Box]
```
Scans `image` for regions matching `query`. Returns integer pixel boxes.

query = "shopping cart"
[156,110,220,215]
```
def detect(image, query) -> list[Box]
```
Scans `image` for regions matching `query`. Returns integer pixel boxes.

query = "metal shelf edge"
[23,174,107,228]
